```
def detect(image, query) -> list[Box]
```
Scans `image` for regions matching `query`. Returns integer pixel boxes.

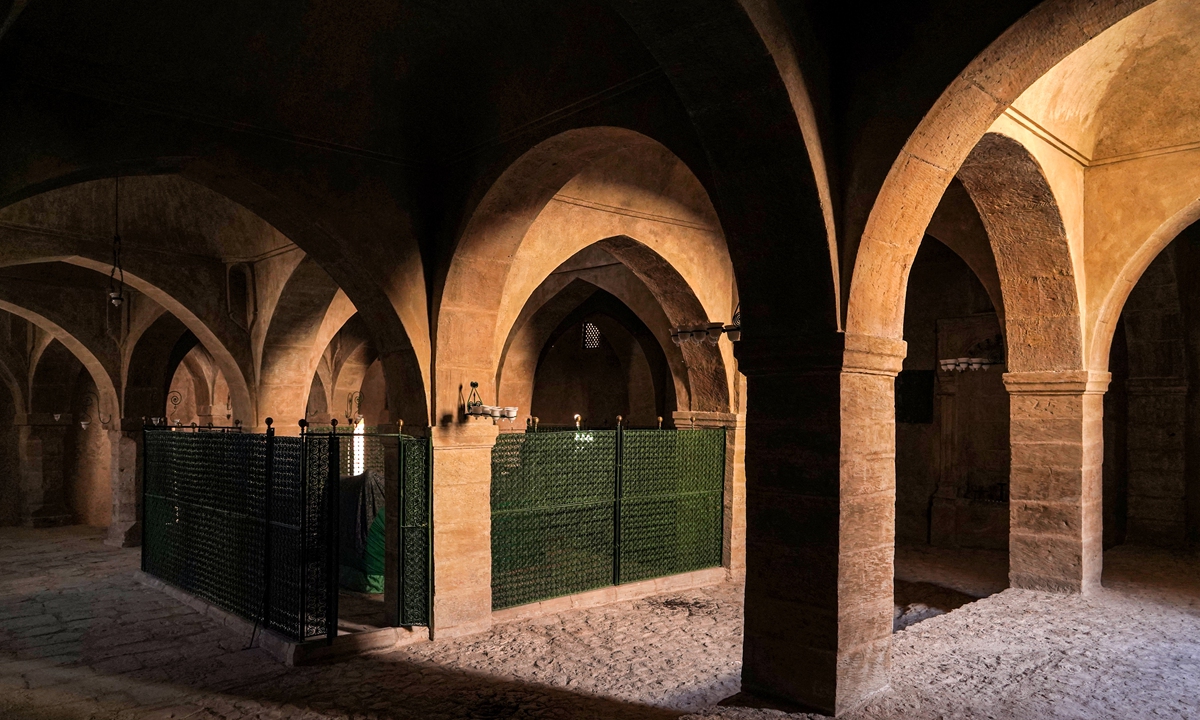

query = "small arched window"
[582,322,601,350]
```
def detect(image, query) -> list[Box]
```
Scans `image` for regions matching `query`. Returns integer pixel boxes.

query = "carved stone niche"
[931,313,1009,550]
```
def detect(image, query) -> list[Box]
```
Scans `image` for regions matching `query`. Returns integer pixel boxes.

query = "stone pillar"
[105,424,141,547]
[429,418,497,639]
[672,410,747,579]
[1004,371,1108,593]
[18,416,73,527]
[737,333,899,715]
[1124,378,1187,545]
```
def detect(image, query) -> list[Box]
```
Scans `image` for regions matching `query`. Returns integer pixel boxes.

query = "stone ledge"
[1003,370,1111,395]
[842,333,907,377]
[491,567,728,625]
[134,570,428,665]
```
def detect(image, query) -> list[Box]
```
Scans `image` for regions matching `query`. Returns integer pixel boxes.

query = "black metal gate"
[142,421,431,642]
[490,426,725,610]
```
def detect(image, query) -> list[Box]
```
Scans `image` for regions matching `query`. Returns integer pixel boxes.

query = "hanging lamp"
[108,175,125,308]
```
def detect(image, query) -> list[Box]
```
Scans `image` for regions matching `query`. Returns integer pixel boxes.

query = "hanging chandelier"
[108,175,125,308]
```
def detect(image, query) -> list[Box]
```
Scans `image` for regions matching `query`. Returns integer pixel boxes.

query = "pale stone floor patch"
[2,527,1199,720]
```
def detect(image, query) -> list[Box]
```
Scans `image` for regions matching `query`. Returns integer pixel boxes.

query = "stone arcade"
[1,1,1200,718]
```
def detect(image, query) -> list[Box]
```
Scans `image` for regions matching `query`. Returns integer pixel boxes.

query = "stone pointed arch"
[5,303,119,422]
[255,255,342,429]
[497,278,679,427]
[177,161,430,430]
[0,165,430,431]
[1092,197,1200,371]
[124,311,190,422]
[431,126,738,642]
[832,2,1146,712]
[846,0,1150,344]
[956,132,1083,373]
[436,128,735,424]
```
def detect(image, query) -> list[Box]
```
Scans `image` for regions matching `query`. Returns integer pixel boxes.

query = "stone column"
[18,415,73,527]
[105,423,141,547]
[672,410,747,579]
[737,333,900,715]
[1124,378,1187,545]
[429,418,497,639]
[1004,371,1108,593]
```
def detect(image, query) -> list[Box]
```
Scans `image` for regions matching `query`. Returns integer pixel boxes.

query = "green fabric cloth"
[340,508,386,593]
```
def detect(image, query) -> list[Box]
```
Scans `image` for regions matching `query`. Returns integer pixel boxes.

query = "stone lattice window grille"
[582,321,601,350]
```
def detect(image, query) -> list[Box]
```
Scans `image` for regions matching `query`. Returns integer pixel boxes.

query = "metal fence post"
[613,420,624,586]
[398,435,408,626]
[262,417,275,631]
[299,420,309,639]
[326,426,340,644]
[140,419,148,573]
[425,435,433,624]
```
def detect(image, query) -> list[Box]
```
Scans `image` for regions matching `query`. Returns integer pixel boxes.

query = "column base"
[105,520,141,548]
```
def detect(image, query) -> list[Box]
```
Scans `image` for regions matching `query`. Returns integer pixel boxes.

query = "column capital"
[1003,370,1111,395]
[842,333,907,377]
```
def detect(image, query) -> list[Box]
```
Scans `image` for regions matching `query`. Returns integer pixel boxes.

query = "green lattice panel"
[490,428,724,609]
[619,429,725,583]
[142,430,268,627]
[491,502,614,609]
[491,431,616,609]
[618,492,723,583]
[491,431,616,511]
[621,429,725,496]
[399,435,430,625]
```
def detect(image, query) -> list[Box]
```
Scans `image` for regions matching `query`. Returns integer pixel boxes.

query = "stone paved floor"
[0,527,739,720]
[2,527,1199,719]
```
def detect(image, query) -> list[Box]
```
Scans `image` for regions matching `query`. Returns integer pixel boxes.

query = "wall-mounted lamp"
[167,390,182,422]
[939,357,999,372]
[464,381,517,422]
[79,391,111,430]
[939,336,1004,373]
[670,303,741,345]
[108,176,125,309]
[346,391,364,423]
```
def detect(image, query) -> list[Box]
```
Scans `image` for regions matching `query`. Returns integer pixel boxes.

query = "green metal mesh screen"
[619,429,725,583]
[309,426,387,476]
[399,435,431,625]
[490,428,724,610]
[299,430,431,627]
[143,430,267,623]
[491,431,617,609]
[301,435,332,639]
[142,429,335,641]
